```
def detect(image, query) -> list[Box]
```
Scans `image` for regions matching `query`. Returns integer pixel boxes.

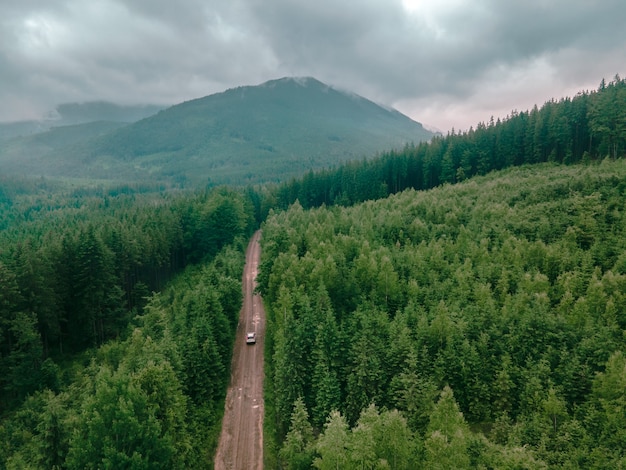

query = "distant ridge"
[0,77,434,186]
[0,102,164,139]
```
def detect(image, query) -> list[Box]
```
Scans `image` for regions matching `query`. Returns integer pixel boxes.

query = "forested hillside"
[1,249,246,468]
[1,75,625,468]
[0,77,433,186]
[0,182,256,467]
[266,75,626,211]
[0,102,163,140]
[259,159,626,468]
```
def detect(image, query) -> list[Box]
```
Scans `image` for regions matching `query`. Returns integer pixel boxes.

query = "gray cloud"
[1,0,624,131]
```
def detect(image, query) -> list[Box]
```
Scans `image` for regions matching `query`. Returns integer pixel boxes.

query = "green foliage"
[352,405,415,469]
[279,397,315,470]
[0,189,246,467]
[309,406,417,469]
[584,351,626,461]
[424,386,471,469]
[313,411,350,470]
[0,184,254,403]
[261,159,626,467]
[64,362,176,469]
[3,312,43,403]
[0,78,433,187]
[3,75,626,469]
[262,76,626,214]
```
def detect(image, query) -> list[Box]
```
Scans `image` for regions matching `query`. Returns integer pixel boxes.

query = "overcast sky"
[1,0,625,132]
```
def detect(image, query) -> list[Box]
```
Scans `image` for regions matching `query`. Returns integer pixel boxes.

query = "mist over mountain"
[0,102,164,140]
[0,77,434,186]
[50,102,166,126]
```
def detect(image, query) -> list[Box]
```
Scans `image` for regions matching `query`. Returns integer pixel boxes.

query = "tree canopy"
[2,75,626,468]
[261,158,626,468]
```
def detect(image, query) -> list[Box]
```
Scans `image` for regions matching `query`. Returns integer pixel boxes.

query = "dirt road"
[214,230,265,470]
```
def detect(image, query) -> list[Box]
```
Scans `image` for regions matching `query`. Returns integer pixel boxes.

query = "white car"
[246,332,256,344]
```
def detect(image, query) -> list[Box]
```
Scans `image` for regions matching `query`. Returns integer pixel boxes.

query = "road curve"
[214,230,265,470]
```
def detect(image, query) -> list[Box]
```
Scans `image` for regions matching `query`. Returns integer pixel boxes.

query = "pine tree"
[349,404,378,469]
[279,397,314,470]
[390,349,438,433]
[313,410,349,470]
[4,311,43,403]
[424,386,471,469]
[311,306,342,428]
[65,364,175,469]
[586,351,626,457]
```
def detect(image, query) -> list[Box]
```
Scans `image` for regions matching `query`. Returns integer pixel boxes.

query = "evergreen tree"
[311,305,342,428]
[279,397,314,470]
[4,312,43,403]
[313,411,349,470]
[585,351,626,463]
[65,365,175,470]
[390,349,438,433]
[424,386,471,469]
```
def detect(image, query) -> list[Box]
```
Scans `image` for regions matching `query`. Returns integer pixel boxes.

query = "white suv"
[246,332,256,344]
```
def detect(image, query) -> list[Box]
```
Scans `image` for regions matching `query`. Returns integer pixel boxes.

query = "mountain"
[0,102,164,140]
[50,101,165,126]
[0,77,434,186]
[0,121,129,179]
[0,121,50,140]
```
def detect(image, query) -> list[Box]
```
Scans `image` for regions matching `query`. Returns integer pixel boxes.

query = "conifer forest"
[1,77,626,468]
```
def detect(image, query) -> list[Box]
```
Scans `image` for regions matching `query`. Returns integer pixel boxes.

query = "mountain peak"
[260,76,327,89]
[2,78,435,186]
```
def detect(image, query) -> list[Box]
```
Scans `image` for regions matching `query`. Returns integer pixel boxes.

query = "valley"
[0,76,625,468]
[215,231,265,470]
[0,77,434,187]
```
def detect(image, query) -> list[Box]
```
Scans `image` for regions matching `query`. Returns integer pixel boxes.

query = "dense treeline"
[264,75,626,212]
[0,246,245,468]
[259,159,626,468]
[1,76,625,468]
[0,183,255,412]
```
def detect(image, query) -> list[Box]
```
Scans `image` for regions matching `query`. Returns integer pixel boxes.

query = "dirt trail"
[214,230,265,470]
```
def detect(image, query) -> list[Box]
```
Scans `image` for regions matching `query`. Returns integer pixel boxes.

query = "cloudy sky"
[1,0,625,132]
